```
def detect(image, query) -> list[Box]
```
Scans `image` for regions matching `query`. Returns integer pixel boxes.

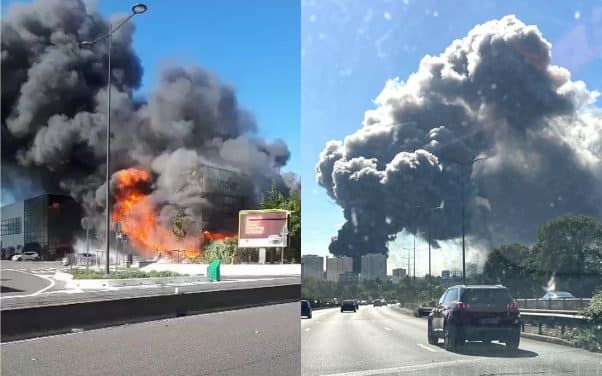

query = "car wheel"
[427,319,437,345]
[444,322,457,351]
[505,333,520,351]
[16,258,22,262]
[308,313,312,319]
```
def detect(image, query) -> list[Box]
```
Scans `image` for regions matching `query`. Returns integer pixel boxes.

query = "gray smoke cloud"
[316,15,602,265]
[2,0,296,246]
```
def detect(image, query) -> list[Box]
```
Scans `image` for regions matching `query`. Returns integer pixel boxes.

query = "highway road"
[301,305,601,376]
[1,302,300,376]
[1,261,65,296]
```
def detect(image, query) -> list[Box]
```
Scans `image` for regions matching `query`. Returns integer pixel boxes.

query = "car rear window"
[461,289,513,304]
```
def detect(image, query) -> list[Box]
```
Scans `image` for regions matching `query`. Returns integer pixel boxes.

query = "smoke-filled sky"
[303,0,602,275]
[1,0,300,240]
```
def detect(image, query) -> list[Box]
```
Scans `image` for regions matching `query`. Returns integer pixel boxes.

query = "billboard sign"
[238,210,289,248]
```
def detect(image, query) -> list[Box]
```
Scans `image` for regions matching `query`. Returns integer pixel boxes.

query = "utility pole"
[461,164,466,284]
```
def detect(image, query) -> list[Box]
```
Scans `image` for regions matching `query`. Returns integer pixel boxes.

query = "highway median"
[1,281,300,342]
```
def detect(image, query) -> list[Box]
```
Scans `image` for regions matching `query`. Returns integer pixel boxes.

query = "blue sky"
[301,0,602,274]
[2,0,301,175]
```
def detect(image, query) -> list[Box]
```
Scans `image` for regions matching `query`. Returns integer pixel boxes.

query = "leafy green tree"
[482,243,539,298]
[171,210,188,239]
[259,182,301,262]
[202,237,238,264]
[532,214,602,297]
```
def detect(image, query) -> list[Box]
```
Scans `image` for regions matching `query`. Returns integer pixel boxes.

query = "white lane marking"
[320,359,477,376]
[383,327,391,332]
[417,343,438,352]
[0,270,55,298]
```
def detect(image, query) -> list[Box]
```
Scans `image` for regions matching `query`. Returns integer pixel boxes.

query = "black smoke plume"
[2,0,296,242]
[316,16,602,267]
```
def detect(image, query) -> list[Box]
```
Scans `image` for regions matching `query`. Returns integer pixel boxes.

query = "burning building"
[1,0,298,261]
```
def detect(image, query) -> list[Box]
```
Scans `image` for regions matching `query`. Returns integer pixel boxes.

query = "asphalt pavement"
[301,305,602,376]
[1,302,300,376]
[1,261,66,297]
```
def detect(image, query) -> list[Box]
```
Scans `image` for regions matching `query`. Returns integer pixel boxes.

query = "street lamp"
[79,4,147,274]
[415,201,444,277]
[444,155,489,283]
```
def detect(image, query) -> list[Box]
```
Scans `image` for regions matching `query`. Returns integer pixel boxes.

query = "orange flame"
[111,167,234,260]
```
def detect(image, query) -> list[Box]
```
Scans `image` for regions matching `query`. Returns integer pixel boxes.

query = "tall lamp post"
[445,156,488,283]
[415,202,444,277]
[79,4,147,274]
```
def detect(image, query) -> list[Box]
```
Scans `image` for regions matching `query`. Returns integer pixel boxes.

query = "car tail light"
[457,302,470,310]
[506,303,518,311]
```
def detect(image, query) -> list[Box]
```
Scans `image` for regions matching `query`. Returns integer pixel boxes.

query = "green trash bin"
[207,259,221,282]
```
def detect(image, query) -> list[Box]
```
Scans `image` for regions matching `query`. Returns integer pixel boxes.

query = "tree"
[482,243,539,298]
[171,210,188,239]
[532,214,602,297]
[260,182,301,262]
[202,237,238,264]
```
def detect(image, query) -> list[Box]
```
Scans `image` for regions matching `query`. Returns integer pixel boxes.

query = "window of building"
[1,217,22,236]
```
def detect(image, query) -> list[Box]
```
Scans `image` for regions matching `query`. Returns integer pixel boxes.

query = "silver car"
[12,251,40,261]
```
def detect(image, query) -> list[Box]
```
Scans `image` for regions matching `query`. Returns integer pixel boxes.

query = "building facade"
[361,253,387,281]
[338,272,359,284]
[302,254,325,280]
[1,194,82,259]
[326,256,353,282]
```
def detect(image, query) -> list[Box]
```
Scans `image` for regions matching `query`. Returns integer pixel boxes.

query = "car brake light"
[457,302,470,310]
[506,303,518,310]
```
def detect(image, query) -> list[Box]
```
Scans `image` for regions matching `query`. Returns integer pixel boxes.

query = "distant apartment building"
[392,268,407,278]
[391,268,407,283]
[302,254,325,280]
[338,272,358,284]
[326,256,353,282]
[360,253,387,281]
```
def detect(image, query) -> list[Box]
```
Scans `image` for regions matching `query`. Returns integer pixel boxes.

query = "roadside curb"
[520,332,575,348]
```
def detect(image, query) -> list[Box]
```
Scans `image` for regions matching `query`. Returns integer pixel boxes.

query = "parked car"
[341,300,357,312]
[428,285,521,352]
[301,300,312,319]
[542,291,575,299]
[11,251,41,261]
[373,299,387,307]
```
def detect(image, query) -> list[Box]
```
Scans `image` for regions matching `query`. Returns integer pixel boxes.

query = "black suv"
[427,285,521,351]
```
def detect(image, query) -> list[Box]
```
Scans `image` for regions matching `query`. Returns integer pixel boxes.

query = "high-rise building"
[392,268,407,278]
[302,254,324,280]
[338,272,358,284]
[391,268,407,283]
[326,256,353,282]
[361,253,387,281]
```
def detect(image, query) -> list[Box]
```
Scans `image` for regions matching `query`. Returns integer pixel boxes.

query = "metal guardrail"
[517,298,591,311]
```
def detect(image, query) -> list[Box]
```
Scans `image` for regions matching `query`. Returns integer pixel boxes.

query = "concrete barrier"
[1,284,300,342]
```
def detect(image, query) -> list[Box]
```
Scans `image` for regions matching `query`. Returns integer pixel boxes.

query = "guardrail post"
[538,322,543,335]
[547,298,551,310]
[521,322,525,332]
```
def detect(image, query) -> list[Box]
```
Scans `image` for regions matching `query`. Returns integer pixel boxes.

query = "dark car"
[428,285,521,351]
[341,300,357,312]
[373,299,386,307]
[301,300,312,319]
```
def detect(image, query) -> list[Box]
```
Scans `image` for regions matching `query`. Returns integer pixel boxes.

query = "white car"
[12,251,41,261]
